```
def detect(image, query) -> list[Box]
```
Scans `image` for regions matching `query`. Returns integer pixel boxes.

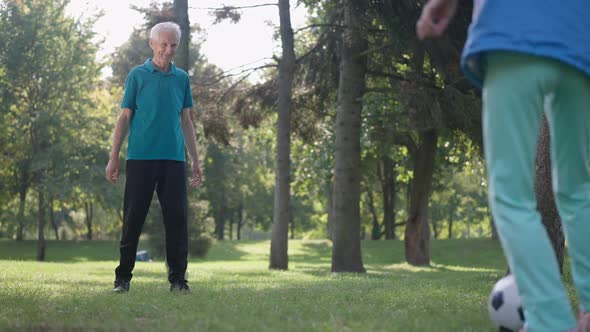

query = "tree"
[0,0,102,258]
[173,0,190,72]
[0,0,106,260]
[204,143,231,240]
[111,2,197,87]
[535,116,565,272]
[364,0,479,264]
[269,0,296,270]
[331,0,367,273]
[361,88,415,240]
[428,132,489,239]
[405,129,437,265]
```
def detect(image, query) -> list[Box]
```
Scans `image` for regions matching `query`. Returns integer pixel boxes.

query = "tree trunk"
[217,208,225,240]
[331,0,367,273]
[447,204,454,239]
[327,181,335,240]
[220,192,226,240]
[16,187,27,241]
[432,219,439,239]
[381,157,396,239]
[269,0,295,270]
[367,186,381,240]
[37,191,46,261]
[85,201,93,240]
[237,204,243,240]
[49,195,59,240]
[405,129,437,266]
[173,0,190,72]
[215,191,227,240]
[229,212,234,240]
[289,202,295,240]
[535,116,565,273]
[447,196,457,239]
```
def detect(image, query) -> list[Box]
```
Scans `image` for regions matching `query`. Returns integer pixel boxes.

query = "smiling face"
[149,29,178,66]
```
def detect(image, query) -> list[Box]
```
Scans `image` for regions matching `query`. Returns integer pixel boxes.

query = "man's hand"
[105,159,120,184]
[190,162,202,188]
[416,0,458,40]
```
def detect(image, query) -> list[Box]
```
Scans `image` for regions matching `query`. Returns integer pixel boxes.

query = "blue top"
[461,0,590,88]
[121,59,194,161]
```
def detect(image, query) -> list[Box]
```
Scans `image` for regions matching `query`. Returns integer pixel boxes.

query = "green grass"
[0,239,574,331]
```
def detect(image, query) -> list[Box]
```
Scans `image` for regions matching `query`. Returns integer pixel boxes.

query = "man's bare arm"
[180,108,202,188]
[416,0,458,40]
[105,108,132,184]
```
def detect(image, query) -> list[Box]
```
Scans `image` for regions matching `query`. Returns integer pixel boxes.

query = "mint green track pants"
[484,52,590,332]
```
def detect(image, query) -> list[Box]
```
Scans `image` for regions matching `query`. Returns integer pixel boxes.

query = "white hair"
[150,22,181,42]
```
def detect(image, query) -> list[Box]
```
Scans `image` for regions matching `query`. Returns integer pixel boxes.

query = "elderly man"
[105,21,202,293]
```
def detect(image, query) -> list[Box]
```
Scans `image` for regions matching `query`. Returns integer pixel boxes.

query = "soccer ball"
[488,275,525,331]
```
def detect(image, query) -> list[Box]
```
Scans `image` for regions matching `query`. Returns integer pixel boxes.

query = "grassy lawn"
[0,238,575,331]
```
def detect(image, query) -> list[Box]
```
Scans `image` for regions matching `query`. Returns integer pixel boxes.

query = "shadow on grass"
[0,238,507,274]
[0,239,254,263]
[289,240,332,264]
[197,240,253,261]
[0,240,120,262]
[284,238,506,275]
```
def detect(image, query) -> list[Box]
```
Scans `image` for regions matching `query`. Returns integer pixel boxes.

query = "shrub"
[144,198,215,260]
[189,234,214,258]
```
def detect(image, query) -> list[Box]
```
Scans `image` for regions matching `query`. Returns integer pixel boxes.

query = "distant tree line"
[0,0,564,273]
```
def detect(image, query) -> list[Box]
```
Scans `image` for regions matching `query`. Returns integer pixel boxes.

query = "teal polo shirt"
[121,58,194,161]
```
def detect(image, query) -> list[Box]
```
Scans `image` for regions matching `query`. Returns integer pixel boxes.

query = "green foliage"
[0,0,116,239]
[0,0,493,244]
[109,1,206,87]
[189,235,214,258]
[203,124,275,239]
[291,132,334,237]
[430,132,489,239]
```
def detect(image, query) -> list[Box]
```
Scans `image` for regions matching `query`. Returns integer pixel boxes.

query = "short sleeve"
[183,76,194,109]
[120,71,138,110]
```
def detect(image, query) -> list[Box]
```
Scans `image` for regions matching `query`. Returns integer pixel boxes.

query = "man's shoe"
[112,279,130,293]
[170,280,190,292]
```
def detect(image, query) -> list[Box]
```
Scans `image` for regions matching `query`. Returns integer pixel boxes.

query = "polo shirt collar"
[143,58,177,76]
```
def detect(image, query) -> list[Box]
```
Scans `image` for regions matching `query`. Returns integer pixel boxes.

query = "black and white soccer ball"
[488,275,525,331]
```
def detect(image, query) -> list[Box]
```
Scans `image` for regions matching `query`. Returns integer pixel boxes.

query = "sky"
[65,0,308,77]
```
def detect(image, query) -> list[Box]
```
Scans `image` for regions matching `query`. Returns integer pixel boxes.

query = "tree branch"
[219,73,254,102]
[295,33,327,64]
[190,3,277,10]
[194,64,277,86]
[294,23,345,35]
[366,70,412,84]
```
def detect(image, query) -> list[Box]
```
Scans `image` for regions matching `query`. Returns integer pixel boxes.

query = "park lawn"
[0,239,577,331]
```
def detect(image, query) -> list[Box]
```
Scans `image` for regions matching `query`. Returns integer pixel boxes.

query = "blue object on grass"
[136,250,150,262]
